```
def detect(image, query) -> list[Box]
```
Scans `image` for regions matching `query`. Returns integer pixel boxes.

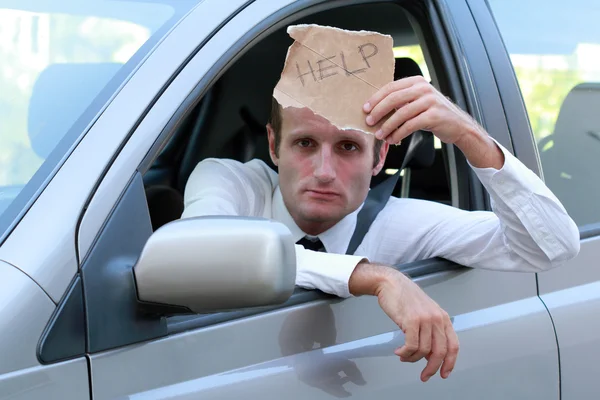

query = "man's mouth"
[306,189,340,200]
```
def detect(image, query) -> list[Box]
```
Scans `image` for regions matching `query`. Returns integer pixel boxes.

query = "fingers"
[395,310,458,382]
[365,87,420,129]
[375,273,459,382]
[376,96,432,142]
[385,112,431,144]
[395,320,420,360]
[420,317,447,382]
[363,76,427,114]
[402,319,431,363]
[441,321,460,379]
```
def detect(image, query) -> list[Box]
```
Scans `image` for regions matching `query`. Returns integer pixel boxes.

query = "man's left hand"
[364,76,504,169]
[363,76,478,145]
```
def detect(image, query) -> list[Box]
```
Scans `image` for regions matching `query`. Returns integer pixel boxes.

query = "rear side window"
[488,0,600,228]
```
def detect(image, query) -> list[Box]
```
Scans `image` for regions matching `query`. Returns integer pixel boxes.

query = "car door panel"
[0,359,89,400]
[538,239,600,399]
[0,261,56,376]
[0,261,89,400]
[91,289,557,400]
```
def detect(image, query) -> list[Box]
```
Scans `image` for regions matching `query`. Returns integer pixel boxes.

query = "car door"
[485,0,600,398]
[72,0,559,399]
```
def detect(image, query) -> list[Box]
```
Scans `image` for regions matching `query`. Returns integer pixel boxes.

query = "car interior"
[142,2,452,232]
[0,62,125,222]
[538,82,600,228]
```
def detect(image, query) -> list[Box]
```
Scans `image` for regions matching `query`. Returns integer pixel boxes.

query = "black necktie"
[296,236,327,252]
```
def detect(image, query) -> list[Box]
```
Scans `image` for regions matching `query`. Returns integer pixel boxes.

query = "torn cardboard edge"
[273,24,395,135]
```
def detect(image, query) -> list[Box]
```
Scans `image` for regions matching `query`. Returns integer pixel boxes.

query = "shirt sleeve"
[468,140,580,268]
[181,158,276,219]
[295,246,366,298]
[373,139,579,273]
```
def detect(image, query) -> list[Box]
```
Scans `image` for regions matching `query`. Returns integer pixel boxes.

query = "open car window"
[144,2,452,234]
[136,2,457,328]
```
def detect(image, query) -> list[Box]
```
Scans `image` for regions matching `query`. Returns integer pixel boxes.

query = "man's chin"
[300,205,344,223]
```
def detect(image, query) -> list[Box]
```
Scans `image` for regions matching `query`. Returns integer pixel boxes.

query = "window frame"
[135,0,513,332]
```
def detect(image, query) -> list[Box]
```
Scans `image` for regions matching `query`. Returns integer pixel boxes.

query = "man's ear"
[266,123,279,166]
[372,141,389,176]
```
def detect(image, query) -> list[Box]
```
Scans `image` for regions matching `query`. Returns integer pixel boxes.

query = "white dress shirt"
[181,142,580,298]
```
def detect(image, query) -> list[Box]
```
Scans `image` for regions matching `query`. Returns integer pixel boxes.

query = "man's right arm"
[349,261,459,382]
[182,158,276,219]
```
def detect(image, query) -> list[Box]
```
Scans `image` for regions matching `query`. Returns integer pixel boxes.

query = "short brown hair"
[269,97,384,166]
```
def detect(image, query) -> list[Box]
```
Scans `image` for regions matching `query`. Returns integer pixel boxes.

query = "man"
[181,76,580,382]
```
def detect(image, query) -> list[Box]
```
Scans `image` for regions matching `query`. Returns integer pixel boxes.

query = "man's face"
[267,107,388,235]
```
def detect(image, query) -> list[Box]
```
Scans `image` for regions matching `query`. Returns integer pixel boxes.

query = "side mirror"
[133,216,296,314]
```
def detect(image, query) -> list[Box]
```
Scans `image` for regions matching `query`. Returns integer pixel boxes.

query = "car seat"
[28,63,123,159]
[538,82,600,227]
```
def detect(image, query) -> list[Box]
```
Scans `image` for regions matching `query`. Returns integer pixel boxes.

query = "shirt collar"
[272,186,361,254]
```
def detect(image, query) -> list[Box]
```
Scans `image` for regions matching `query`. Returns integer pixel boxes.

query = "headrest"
[394,57,424,80]
[28,63,122,159]
[539,82,600,226]
[541,82,600,183]
[552,82,600,149]
[383,58,435,170]
[145,185,184,231]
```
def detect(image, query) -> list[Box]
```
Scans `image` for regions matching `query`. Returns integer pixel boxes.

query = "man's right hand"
[348,261,459,382]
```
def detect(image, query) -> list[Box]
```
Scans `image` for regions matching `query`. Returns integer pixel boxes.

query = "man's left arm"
[364,76,580,270]
[458,130,580,268]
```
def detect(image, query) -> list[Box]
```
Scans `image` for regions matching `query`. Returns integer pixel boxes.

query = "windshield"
[0,0,199,240]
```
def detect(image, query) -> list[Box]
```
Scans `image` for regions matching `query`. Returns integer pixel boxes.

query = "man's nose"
[313,147,336,182]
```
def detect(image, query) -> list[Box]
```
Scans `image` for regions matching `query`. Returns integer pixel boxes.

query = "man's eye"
[341,143,358,151]
[298,139,312,148]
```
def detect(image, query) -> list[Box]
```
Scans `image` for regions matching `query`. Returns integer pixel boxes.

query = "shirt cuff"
[467,137,575,262]
[468,138,543,202]
[294,245,366,298]
[467,138,509,180]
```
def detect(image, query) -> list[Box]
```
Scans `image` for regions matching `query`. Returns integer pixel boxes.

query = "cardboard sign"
[273,24,395,135]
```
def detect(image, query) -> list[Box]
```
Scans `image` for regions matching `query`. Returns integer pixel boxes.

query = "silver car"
[0,0,598,399]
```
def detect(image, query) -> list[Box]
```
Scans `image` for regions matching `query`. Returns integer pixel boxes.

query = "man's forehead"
[282,107,371,140]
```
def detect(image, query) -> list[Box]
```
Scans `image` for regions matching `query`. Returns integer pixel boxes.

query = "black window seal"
[168,258,466,335]
[425,0,477,211]
[435,0,518,213]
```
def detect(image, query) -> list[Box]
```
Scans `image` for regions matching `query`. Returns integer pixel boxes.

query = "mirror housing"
[133,216,296,314]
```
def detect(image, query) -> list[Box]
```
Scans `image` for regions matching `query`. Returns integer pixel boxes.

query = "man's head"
[267,98,389,235]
